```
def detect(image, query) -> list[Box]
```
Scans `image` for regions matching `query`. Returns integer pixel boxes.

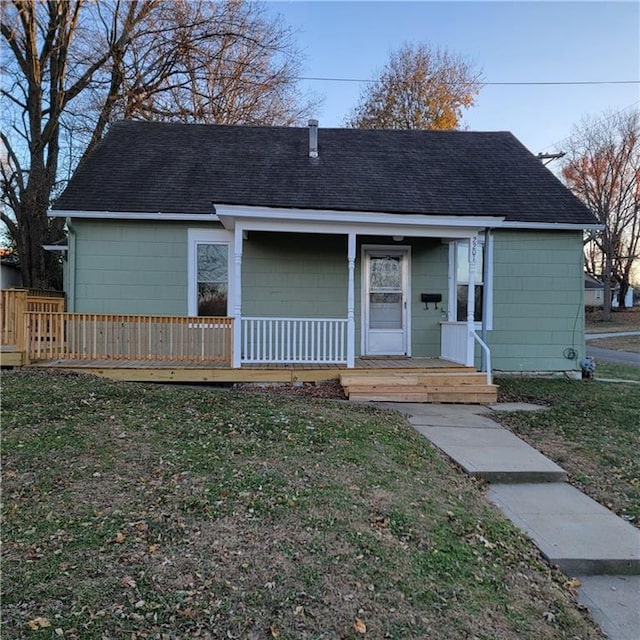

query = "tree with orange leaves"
[561,110,640,319]
[345,42,481,130]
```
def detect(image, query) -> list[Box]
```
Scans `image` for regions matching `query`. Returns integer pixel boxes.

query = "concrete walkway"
[375,402,640,640]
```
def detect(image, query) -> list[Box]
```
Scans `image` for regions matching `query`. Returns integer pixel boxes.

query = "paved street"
[585,331,640,366]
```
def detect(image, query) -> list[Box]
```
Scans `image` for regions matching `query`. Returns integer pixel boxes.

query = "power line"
[538,100,640,153]
[295,76,640,86]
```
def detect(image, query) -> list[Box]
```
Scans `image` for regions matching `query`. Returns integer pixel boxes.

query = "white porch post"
[466,235,478,366]
[347,232,356,368]
[232,224,244,368]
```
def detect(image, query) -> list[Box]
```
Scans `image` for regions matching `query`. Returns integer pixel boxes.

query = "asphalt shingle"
[53,121,596,225]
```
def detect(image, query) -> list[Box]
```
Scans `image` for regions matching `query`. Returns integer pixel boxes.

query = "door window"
[369,256,403,330]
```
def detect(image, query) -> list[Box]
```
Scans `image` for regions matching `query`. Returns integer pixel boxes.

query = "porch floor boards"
[26,356,468,385]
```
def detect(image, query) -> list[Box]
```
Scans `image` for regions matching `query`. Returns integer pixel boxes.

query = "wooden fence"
[25,312,233,363]
[1,289,65,347]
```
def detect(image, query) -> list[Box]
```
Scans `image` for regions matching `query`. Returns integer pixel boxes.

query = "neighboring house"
[0,250,22,289]
[49,120,598,375]
[585,274,604,308]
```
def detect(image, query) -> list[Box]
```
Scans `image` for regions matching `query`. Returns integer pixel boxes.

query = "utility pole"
[536,152,566,166]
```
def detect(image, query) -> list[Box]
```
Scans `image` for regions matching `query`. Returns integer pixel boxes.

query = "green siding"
[243,233,348,318]
[71,220,190,314]
[489,230,585,372]
[408,239,449,357]
[67,221,585,372]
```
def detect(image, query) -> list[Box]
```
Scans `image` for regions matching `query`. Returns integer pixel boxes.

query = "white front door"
[363,248,410,356]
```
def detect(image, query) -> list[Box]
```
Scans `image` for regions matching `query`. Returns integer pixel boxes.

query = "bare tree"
[1,0,315,289]
[345,42,481,130]
[561,110,640,319]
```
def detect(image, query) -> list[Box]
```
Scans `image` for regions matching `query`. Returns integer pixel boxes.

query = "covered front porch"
[215,204,499,376]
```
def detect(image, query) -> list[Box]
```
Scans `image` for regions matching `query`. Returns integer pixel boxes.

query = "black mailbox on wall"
[421,293,442,309]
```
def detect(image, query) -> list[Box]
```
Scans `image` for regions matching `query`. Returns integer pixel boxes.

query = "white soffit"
[215,204,505,236]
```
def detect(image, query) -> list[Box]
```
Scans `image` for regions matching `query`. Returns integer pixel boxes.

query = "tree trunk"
[602,256,612,321]
[17,181,65,290]
[618,281,629,310]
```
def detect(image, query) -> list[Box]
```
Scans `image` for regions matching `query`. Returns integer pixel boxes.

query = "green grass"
[1,370,602,639]
[595,362,640,382]
[496,367,640,525]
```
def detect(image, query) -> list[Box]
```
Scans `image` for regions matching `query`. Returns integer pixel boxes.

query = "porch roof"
[52,121,597,227]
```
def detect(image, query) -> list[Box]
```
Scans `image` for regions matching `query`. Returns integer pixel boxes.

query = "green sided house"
[44,120,597,398]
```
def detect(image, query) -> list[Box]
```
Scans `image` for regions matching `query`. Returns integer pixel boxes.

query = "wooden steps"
[341,369,498,404]
[0,345,23,367]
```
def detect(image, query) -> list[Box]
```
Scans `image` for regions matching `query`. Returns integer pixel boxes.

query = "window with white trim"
[449,236,492,326]
[456,239,483,321]
[188,229,234,317]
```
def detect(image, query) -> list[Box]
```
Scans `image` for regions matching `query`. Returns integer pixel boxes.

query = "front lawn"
[496,371,640,527]
[1,370,601,639]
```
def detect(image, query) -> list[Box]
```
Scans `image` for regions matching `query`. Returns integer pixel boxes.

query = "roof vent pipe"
[308,119,319,158]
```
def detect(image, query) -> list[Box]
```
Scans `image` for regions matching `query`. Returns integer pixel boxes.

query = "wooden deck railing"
[1,289,65,347]
[25,312,233,363]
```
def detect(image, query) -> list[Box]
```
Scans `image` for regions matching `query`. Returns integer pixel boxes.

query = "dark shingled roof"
[54,120,596,225]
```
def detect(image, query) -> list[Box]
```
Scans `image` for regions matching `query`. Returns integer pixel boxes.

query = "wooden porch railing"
[241,317,348,364]
[25,312,233,363]
[1,288,65,348]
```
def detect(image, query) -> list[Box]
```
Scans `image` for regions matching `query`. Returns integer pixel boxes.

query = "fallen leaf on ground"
[27,617,51,630]
[121,575,137,589]
[564,578,582,595]
[354,618,367,634]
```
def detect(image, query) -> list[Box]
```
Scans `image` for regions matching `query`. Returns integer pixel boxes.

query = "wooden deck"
[28,356,468,384]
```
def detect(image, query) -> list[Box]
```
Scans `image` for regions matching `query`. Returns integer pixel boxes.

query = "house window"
[197,243,228,316]
[455,239,484,321]
[449,235,492,326]
[188,229,234,317]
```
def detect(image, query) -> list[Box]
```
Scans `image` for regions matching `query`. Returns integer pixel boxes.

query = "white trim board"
[216,203,504,232]
[49,209,219,221]
[49,205,599,231]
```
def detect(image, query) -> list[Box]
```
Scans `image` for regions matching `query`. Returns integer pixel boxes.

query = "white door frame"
[361,245,411,356]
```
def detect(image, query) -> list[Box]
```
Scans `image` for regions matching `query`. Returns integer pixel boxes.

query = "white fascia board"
[215,204,505,234]
[48,209,220,222]
[233,218,487,239]
[501,221,604,231]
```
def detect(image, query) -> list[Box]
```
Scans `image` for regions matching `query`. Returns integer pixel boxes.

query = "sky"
[267,0,640,155]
